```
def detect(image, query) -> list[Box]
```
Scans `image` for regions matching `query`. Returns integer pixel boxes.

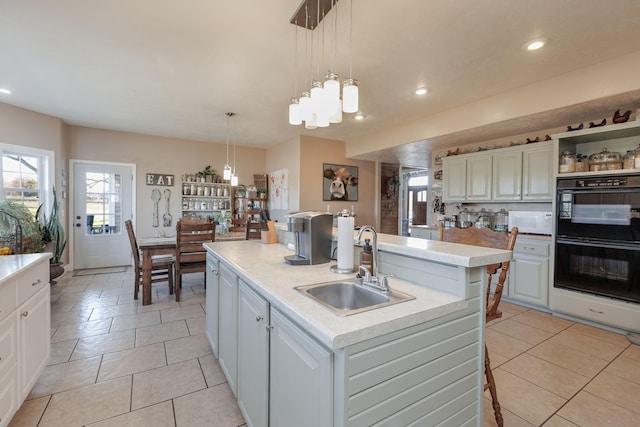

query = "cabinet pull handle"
[32,279,41,286]
[588,308,605,314]
[256,315,263,322]
[22,311,29,317]
[266,325,273,332]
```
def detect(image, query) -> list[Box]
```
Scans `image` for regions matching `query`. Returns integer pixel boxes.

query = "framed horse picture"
[323,163,358,201]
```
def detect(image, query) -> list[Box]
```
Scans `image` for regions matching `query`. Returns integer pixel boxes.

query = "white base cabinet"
[0,255,50,427]
[508,239,550,308]
[205,256,220,357]
[218,262,238,396]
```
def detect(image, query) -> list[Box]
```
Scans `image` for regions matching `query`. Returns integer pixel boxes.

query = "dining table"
[137,231,246,305]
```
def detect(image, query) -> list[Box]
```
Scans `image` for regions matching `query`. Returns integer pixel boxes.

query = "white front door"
[72,161,134,269]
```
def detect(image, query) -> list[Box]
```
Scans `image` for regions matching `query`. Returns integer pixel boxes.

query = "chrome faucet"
[356,225,392,293]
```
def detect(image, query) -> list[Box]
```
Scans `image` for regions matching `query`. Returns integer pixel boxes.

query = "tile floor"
[7,269,640,426]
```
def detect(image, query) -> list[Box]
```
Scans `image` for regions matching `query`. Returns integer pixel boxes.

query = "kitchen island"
[204,234,511,427]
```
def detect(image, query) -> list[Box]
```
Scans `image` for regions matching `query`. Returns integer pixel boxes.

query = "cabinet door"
[237,282,269,427]
[442,157,466,202]
[269,308,332,427]
[492,151,522,201]
[18,286,50,401]
[510,255,549,307]
[205,255,220,357]
[0,314,18,427]
[466,154,492,201]
[218,263,238,396]
[522,145,553,201]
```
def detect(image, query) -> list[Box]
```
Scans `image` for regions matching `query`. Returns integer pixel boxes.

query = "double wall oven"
[555,175,640,305]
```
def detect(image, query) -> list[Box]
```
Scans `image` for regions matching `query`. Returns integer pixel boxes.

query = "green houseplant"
[0,198,44,254]
[36,187,67,281]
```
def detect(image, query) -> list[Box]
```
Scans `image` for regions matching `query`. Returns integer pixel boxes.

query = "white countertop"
[0,253,52,284]
[204,233,511,349]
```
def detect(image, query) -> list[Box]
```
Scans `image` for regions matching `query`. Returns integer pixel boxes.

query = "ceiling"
[2,0,640,164]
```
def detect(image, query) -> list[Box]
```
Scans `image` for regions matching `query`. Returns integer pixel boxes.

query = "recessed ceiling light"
[354,114,365,121]
[0,88,11,94]
[526,39,545,51]
[415,88,428,96]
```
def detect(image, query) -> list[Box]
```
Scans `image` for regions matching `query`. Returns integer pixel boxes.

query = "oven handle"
[556,237,640,251]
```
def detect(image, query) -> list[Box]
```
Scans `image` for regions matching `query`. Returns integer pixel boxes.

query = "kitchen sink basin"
[295,279,415,316]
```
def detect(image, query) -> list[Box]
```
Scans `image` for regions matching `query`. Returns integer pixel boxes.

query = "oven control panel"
[576,177,627,187]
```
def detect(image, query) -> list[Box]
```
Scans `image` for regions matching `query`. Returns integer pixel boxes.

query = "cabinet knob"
[32,279,41,286]
[266,325,273,332]
[256,315,263,322]
[21,311,29,317]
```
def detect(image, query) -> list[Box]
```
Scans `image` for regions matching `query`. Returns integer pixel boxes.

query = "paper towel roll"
[337,216,355,271]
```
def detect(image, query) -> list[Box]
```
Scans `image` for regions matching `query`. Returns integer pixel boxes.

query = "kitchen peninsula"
[204,233,511,426]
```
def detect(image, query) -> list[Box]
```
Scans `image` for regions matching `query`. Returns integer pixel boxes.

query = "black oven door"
[554,239,640,304]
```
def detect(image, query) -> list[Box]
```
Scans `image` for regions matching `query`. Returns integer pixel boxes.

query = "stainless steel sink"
[295,279,415,316]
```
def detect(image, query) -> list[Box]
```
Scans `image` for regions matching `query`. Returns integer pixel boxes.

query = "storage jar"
[588,148,622,171]
[559,151,576,173]
[623,150,635,169]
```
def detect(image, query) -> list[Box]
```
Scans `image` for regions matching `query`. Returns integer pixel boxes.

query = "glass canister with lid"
[475,209,492,229]
[559,151,576,173]
[459,208,475,228]
[575,154,588,172]
[589,148,622,171]
[624,150,636,169]
[493,209,509,231]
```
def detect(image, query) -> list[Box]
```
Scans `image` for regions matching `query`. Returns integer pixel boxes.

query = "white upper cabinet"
[522,144,554,200]
[492,151,522,201]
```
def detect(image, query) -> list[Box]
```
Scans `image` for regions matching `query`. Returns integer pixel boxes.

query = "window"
[1,144,54,214]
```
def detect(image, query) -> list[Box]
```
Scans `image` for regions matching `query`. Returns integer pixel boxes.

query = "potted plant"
[212,210,232,234]
[0,199,44,254]
[257,189,267,199]
[36,187,67,282]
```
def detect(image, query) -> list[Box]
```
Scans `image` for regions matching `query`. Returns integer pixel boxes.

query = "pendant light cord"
[349,0,353,78]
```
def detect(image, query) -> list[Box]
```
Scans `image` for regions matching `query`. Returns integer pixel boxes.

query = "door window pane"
[85,172,122,235]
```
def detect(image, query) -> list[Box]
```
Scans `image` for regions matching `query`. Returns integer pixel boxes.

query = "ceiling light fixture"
[526,39,545,51]
[288,0,359,128]
[415,88,428,96]
[223,112,235,181]
[0,88,11,95]
[354,113,364,120]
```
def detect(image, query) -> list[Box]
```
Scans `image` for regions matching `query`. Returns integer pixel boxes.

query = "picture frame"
[323,163,358,201]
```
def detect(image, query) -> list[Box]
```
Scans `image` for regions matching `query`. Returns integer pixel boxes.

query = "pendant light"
[288,21,302,125]
[231,113,239,186]
[223,112,234,180]
[342,0,358,113]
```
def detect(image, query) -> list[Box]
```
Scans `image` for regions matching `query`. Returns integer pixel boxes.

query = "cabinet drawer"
[514,241,549,257]
[16,262,48,306]
[0,280,17,323]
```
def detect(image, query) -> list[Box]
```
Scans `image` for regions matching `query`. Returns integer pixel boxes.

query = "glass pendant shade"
[330,99,343,123]
[231,174,239,186]
[316,110,330,127]
[223,165,232,180]
[305,112,318,129]
[324,73,340,103]
[299,91,312,122]
[289,98,302,125]
[343,78,359,113]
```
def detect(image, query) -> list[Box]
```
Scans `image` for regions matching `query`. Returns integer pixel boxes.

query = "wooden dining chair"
[245,220,263,240]
[175,219,216,302]
[229,218,248,233]
[125,220,174,300]
[438,221,518,427]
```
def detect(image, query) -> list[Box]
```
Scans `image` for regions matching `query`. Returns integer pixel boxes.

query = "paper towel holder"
[329,264,356,274]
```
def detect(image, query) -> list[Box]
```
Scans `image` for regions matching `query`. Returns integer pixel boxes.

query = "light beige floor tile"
[178,293,206,307]
[527,339,610,378]
[486,350,509,369]
[485,328,532,359]
[8,395,50,427]
[566,322,629,347]
[87,401,175,427]
[500,353,590,399]
[51,318,113,342]
[489,318,555,346]
[549,329,626,361]
[482,397,534,427]
[186,316,206,335]
[99,286,137,298]
[137,299,180,313]
[131,358,207,410]
[620,342,640,361]
[511,310,574,334]
[199,354,227,388]
[541,415,580,426]
[584,369,640,414]
[601,354,640,387]
[73,295,120,310]
[173,383,244,427]
[38,376,131,427]
[50,308,93,327]
[71,329,136,360]
[89,303,138,321]
[97,342,167,382]
[48,339,77,365]
[488,369,566,426]
[165,333,213,364]
[558,391,639,427]
[160,304,206,323]
[52,283,89,294]
[110,311,161,332]
[498,302,530,317]
[136,320,189,347]
[28,356,102,398]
